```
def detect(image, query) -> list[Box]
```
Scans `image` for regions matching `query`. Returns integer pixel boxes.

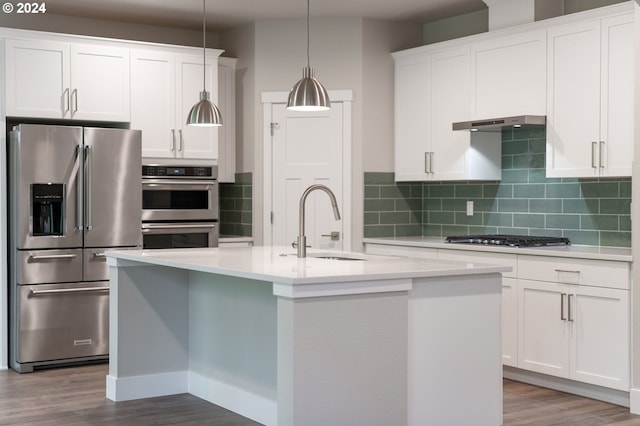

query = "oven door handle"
[142,223,217,233]
[142,179,217,186]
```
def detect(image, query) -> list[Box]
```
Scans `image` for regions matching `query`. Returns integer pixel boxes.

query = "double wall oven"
[142,164,219,249]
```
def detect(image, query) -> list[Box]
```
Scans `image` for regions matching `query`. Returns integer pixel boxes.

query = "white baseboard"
[188,371,277,426]
[106,371,188,402]
[504,367,629,408]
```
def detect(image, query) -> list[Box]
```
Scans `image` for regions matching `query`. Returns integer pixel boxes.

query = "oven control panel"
[142,165,217,179]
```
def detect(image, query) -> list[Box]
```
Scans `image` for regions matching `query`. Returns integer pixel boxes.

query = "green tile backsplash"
[219,172,253,237]
[364,127,631,247]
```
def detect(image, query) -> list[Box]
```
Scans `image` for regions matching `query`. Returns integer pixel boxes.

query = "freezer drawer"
[84,248,110,282]
[15,249,83,284]
[15,282,109,364]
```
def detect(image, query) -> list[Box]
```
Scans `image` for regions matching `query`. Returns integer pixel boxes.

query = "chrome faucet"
[293,184,341,258]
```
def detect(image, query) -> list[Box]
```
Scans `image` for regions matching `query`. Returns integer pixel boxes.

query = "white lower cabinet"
[517,257,629,391]
[364,242,630,392]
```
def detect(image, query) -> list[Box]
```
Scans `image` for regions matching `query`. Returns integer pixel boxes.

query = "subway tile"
[600,231,631,248]
[364,212,380,225]
[484,213,513,227]
[529,139,546,154]
[442,198,467,211]
[600,198,631,215]
[474,199,496,213]
[546,183,580,199]
[513,125,546,140]
[563,199,598,214]
[514,184,545,199]
[514,213,545,229]
[546,214,580,230]
[429,211,455,225]
[380,212,412,225]
[502,169,529,184]
[442,225,469,236]
[423,198,443,211]
[455,184,483,198]
[364,172,395,185]
[530,199,562,214]
[364,225,395,238]
[620,180,632,198]
[395,224,423,237]
[580,215,619,231]
[380,185,402,199]
[580,182,620,198]
[423,225,443,237]
[564,230,599,246]
[364,186,380,199]
[503,140,529,156]
[364,199,396,212]
[528,169,549,183]
[428,184,456,198]
[235,172,252,185]
[512,153,545,169]
[498,199,529,212]
[455,212,483,225]
[620,215,631,232]
[395,197,422,212]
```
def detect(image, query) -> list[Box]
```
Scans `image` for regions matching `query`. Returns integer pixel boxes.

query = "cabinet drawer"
[438,249,517,278]
[518,256,629,290]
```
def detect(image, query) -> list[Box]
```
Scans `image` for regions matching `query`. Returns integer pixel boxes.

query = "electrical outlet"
[466,200,474,216]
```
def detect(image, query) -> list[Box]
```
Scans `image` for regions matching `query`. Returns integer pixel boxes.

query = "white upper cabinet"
[546,13,633,178]
[131,50,219,160]
[393,46,501,182]
[5,38,130,121]
[471,30,546,119]
[217,57,237,182]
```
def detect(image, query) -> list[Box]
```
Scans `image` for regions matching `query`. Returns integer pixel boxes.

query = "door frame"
[261,90,353,249]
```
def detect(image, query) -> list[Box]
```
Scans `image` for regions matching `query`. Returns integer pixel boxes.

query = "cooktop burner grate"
[445,234,571,247]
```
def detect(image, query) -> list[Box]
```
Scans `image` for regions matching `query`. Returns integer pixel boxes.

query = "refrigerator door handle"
[28,253,77,262]
[84,145,93,231]
[28,286,109,297]
[76,144,84,230]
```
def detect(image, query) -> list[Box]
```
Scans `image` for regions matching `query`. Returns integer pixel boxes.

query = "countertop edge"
[105,246,511,285]
[363,237,633,262]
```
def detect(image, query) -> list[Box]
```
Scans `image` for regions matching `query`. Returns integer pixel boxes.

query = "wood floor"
[1,363,640,425]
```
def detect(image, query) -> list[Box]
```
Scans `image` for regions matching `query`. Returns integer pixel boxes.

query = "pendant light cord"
[202,0,207,90]
[306,0,310,68]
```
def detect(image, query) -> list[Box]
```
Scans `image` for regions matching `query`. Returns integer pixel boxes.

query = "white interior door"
[271,103,345,251]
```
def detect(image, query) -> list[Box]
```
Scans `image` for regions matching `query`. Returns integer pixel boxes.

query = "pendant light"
[286,0,330,111]
[187,0,222,126]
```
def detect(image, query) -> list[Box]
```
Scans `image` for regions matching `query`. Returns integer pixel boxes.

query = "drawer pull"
[554,269,580,274]
[560,293,566,321]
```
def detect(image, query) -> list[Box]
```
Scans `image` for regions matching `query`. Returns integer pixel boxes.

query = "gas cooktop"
[445,234,571,248]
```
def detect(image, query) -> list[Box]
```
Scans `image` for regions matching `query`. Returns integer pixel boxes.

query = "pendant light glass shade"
[187,0,222,127]
[287,66,330,111]
[286,0,330,111]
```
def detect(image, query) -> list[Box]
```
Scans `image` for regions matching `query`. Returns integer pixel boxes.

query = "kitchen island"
[105,246,510,426]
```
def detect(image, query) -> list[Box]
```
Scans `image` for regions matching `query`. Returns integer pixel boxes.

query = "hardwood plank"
[1,365,640,425]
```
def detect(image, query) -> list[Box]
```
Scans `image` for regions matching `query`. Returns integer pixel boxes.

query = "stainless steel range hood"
[452,115,546,132]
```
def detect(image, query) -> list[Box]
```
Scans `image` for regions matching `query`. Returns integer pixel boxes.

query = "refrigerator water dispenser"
[31,183,64,236]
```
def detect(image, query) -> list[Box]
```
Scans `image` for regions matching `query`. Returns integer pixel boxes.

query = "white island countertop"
[107,245,512,285]
[106,245,508,425]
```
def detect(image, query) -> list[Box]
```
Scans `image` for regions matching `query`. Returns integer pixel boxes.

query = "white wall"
[221,17,420,248]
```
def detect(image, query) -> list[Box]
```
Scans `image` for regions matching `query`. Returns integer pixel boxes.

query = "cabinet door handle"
[424,152,429,174]
[171,129,176,152]
[71,89,78,115]
[178,130,184,153]
[62,88,70,115]
[568,294,574,322]
[560,293,566,321]
[429,152,434,174]
[591,141,597,169]
[599,141,605,169]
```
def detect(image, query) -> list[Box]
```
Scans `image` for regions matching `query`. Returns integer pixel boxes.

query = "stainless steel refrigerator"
[8,124,141,373]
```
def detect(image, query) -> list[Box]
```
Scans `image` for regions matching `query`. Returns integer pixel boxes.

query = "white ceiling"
[43,0,487,32]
